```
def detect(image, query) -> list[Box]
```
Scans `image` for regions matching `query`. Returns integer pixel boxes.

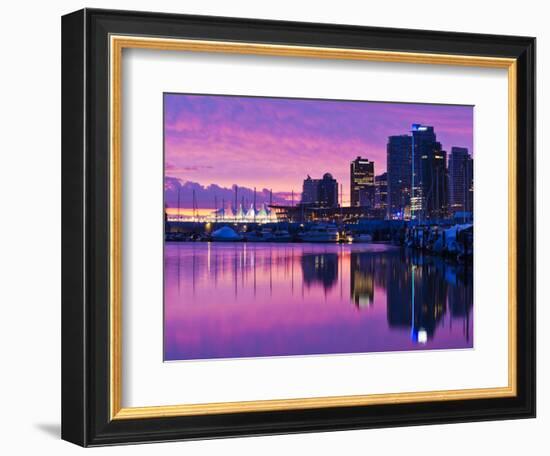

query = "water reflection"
[302,253,339,292]
[164,243,473,361]
[350,249,473,343]
[350,252,378,308]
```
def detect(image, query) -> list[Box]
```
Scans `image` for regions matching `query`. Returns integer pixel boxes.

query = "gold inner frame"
[109,35,517,420]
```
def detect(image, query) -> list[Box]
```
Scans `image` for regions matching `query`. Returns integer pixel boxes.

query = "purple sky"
[165,93,473,208]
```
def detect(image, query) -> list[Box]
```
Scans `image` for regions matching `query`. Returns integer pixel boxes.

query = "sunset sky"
[164,93,473,208]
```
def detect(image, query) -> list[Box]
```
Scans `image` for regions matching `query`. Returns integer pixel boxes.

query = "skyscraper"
[350,156,375,208]
[318,173,339,208]
[300,173,339,208]
[387,135,412,219]
[374,172,388,211]
[448,146,473,215]
[412,125,448,220]
[301,175,318,205]
[421,146,448,220]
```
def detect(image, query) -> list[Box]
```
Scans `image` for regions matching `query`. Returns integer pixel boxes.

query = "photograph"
[56,5,536,447]
[163,93,475,361]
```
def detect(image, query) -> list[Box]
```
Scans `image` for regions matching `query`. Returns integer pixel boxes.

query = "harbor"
[165,123,474,261]
[165,219,473,261]
[162,94,476,361]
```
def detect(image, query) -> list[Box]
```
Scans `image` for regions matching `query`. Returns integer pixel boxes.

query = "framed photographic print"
[61,8,536,447]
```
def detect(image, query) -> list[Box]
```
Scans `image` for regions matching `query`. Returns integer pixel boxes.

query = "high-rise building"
[301,175,318,205]
[412,125,448,220]
[448,146,473,215]
[374,172,388,212]
[300,173,339,208]
[318,173,339,208]
[387,135,412,219]
[350,156,375,208]
[387,126,449,220]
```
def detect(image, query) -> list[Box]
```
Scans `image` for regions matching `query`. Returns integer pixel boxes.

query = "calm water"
[164,242,473,361]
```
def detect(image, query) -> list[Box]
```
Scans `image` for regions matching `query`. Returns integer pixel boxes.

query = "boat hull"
[299,235,338,243]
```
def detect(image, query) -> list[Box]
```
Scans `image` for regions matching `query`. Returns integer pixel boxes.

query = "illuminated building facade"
[300,173,339,208]
[412,124,448,220]
[387,135,412,219]
[350,156,375,208]
[448,146,473,215]
[374,172,388,211]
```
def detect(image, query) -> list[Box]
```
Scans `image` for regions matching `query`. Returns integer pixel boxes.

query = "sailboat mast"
[291,190,294,223]
[340,183,343,220]
[270,189,273,222]
[192,189,197,221]
[177,186,181,222]
[253,187,257,223]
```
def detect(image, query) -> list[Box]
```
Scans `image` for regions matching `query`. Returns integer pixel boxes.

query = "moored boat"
[299,224,339,243]
[244,228,274,242]
[211,226,242,242]
[272,229,292,242]
[352,233,373,243]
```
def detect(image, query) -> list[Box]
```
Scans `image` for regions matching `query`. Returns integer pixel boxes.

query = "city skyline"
[165,93,473,208]
[164,94,475,361]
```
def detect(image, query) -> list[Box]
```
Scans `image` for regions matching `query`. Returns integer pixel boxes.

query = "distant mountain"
[164,177,291,209]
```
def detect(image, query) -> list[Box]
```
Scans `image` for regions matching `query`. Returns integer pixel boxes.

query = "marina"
[165,219,473,261]
[162,94,475,361]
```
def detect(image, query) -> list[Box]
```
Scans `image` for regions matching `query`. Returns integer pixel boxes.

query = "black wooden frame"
[62,8,536,447]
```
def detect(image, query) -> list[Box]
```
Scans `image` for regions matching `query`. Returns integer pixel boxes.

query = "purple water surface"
[164,243,473,361]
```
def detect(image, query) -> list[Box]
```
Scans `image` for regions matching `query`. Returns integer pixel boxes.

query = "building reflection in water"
[179,245,472,344]
[166,243,473,360]
[350,252,377,308]
[348,249,472,343]
[409,256,448,343]
[296,247,472,344]
[301,252,339,292]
